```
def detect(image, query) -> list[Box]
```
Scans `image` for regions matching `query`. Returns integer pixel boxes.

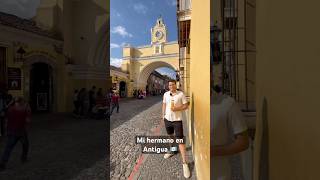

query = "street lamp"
[16,47,26,62]
[175,70,180,81]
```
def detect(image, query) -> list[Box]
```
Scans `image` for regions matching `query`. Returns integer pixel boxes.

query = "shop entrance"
[29,63,53,112]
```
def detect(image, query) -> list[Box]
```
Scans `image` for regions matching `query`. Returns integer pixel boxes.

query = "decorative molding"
[67,64,108,80]
[135,41,178,49]
[23,54,57,68]
[0,24,63,45]
[110,69,129,79]
[123,53,179,61]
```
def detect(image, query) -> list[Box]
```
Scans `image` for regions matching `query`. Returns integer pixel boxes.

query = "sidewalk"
[0,113,106,180]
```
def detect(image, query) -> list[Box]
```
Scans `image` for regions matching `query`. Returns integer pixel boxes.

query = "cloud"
[166,0,177,6]
[110,42,128,49]
[133,3,147,14]
[111,9,121,18]
[111,26,133,38]
[111,58,123,67]
[111,43,120,49]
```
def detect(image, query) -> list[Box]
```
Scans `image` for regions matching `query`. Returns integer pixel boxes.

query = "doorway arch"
[29,63,53,112]
[119,81,127,98]
[23,55,57,112]
[136,61,178,89]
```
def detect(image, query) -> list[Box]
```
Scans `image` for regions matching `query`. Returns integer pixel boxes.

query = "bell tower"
[151,16,167,44]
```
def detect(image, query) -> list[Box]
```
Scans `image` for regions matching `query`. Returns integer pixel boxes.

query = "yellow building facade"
[0,0,110,113]
[110,65,129,97]
[189,0,211,179]
[120,18,179,97]
[176,0,211,179]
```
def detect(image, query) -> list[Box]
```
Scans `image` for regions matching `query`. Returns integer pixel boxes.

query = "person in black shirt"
[88,86,96,114]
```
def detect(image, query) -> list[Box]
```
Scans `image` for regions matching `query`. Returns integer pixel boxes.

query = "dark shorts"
[164,118,184,140]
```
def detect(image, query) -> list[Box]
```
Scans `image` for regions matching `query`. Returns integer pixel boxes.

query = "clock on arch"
[151,17,167,44]
[155,30,163,40]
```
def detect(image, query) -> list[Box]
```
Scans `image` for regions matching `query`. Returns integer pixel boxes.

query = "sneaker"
[183,163,190,178]
[163,152,174,159]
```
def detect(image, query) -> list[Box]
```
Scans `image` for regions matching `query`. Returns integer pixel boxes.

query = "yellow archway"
[137,61,178,89]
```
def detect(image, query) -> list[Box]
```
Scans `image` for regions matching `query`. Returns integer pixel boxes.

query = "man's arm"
[172,93,189,111]
[171,103,189,111]
[162,102,166,120]
[212,131,249,157]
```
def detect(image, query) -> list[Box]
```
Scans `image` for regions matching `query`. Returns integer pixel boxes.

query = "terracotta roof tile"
[0,11,63,40]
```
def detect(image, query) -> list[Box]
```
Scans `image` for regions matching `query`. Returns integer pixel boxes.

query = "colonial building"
[146,71,172,95]
[177,0,191,96]
[110,65,129,97]
[120,17,179,97]
[176,0,211,179]
[0,0,110,112]
[110,65,172,98]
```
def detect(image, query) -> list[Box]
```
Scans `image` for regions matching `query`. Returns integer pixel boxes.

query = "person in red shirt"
[0,97,31,171]
[110,91,120,115]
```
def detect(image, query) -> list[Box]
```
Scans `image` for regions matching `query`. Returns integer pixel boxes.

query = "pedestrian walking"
[91,90,107,119]
[110,91,119,115]
[83,89,90,117]
[0,89,7,137]
[0,97,31,171]
[133,89,137,98]
[97,88,103,97]
[161,80,190,178]
[88,86,96,113]
[78,88,85,116]
[73,89,80,115]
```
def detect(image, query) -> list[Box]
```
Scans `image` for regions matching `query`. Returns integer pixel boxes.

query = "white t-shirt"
[163,91,188,122]
[211,93,247,180]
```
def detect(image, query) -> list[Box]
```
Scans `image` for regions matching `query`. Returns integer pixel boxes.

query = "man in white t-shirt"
[211,84,249,180]
[161,80,190,178]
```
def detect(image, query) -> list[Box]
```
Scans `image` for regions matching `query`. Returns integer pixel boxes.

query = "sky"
[0,0,40,19]
[111,0,178,79]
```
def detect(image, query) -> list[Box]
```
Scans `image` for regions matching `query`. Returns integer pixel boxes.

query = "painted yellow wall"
[1,0,109,113]
[163,43,179,55]
[189,0,210,179]
[2,40,63,105]
[134,47,154,57]
[2,44,22,98]
[254,0,320,179]
[133,43,178,57]
[121,40,179,93]
[122,47,132,57]
[124,43,178,58]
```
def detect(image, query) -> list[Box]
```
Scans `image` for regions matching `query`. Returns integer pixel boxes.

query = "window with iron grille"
[224,0,236,8]
[178,20,190,47]
[225,17,237,29]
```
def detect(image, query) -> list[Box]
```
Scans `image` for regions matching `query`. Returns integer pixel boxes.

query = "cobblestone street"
[0,96,245,180]
[110,96,196,180]
[0,113,106,180]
